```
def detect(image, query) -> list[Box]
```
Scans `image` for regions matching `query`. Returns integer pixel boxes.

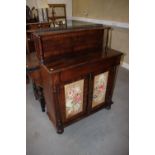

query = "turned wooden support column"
[32,82,46,112]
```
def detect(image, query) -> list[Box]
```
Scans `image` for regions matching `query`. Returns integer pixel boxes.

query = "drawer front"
[60,57,120,82]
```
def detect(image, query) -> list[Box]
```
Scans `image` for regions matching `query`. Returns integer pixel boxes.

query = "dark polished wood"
[40,48,122,133]
[26,22,51,53]
[27,22,50,30]
[33,25,108,63]
[27,20,123,133]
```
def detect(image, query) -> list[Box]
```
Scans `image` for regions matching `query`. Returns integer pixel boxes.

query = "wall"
[72,0,129,66]
[26,0,48,8]
[73,0,128,22]
[111,28,129,64]
[26,0,72,17]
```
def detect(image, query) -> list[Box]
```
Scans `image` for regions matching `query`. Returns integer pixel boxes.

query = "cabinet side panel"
[40,66,56,127]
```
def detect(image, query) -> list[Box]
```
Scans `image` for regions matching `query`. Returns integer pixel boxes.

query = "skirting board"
[68,16,129,29]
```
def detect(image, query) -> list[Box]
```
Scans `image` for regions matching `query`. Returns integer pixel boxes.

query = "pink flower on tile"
[98,84,104,92]
[74,94,81,103]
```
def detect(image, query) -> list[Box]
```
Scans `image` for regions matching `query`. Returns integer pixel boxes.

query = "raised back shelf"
[32,20,110,63]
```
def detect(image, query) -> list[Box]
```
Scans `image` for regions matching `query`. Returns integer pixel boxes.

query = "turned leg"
[39,98,46,112]
[105,104,111,110]
[105,101,113,110]
[57,127,64,134]
[56,128,64,134]
[56,120,64,134]
[37,87,46,112]
[32,82,46,112]
[32,82,39,100]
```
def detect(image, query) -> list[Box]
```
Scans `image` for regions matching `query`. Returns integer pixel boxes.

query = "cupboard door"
[92,71,109,108]
[87,66,118,112]
[65,79,84,118]
[87,69,111,112]
[60,77,88,123]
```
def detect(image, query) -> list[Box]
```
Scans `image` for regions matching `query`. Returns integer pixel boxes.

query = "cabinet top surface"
[26,49,123,73]
[30,20,107,36]
[43,49,123,73]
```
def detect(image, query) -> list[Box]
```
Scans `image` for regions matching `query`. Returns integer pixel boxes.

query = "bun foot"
[105,101,113,110]
[57,128,64,134]
[105,105,111,110]
[56,120,64,134]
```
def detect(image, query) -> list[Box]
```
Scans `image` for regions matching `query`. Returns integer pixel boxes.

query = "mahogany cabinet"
[39,49,122,133]
[31,20,123,133]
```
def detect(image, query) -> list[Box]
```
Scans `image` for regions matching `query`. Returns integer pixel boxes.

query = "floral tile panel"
[92,72,109,108]
[64,79,84,119]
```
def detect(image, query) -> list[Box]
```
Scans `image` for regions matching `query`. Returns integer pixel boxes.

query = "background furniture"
[26,21,51,110]
[26,3,67,27]
[26,52,46,112]
[26,3,67,54]
[26,22,50,54]
[26,3,67,111]
[48,4,67,27]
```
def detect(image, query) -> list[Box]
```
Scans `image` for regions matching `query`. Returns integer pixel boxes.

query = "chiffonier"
[30,20,123,134]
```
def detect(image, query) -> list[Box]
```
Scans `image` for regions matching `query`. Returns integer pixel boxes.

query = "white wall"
[26,0,48,8]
